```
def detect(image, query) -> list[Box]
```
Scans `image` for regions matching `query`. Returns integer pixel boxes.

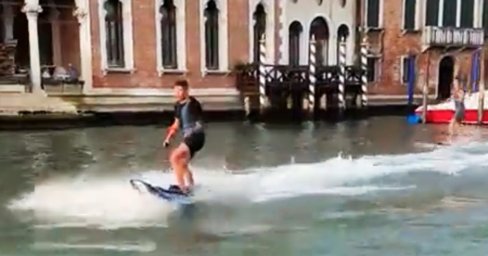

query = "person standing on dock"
[449,81,465,135]
[163,79,206,194]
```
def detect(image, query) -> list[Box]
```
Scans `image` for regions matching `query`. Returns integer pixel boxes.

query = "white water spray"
[7,140,488,229]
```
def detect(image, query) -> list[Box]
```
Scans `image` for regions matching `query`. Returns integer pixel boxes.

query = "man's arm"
[164,118,179,147]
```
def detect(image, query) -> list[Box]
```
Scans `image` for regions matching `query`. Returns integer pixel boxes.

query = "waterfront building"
[3,0,484,113]
[0,0,358,97]
[360,0,486,99]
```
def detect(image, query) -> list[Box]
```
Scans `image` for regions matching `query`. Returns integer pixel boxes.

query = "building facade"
[2,0,488,102]
[0,0,361,97]
[362,0,486,99]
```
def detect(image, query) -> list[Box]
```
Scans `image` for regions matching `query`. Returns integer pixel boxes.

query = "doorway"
[437,56,454,100]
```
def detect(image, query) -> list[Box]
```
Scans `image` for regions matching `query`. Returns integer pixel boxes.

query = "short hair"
[174,79,189,90]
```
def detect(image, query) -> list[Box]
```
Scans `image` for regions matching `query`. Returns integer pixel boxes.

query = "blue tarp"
[471,49,481,92]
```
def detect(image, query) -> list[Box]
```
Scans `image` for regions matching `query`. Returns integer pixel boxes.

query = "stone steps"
[0,93,77,115]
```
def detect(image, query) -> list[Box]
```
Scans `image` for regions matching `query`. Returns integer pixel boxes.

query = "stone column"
[22,2,43,94]
[73,3,93,94]
[50,7,62,66]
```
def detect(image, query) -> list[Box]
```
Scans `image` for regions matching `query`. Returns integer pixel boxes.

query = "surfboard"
[129,179,194,205]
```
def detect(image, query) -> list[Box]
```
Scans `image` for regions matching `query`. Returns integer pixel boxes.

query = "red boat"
[414,92,488,124]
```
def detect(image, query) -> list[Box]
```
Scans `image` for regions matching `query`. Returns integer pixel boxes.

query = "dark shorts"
[183,132,205,159]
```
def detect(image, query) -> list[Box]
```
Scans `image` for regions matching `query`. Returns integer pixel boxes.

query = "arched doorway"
[309,17,329,66]
[437,56,454,100]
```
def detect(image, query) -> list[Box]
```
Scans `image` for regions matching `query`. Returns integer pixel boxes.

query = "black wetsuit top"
[174,96,204,137]
[174,96,205,158]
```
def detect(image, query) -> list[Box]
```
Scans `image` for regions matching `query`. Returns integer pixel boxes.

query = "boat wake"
[7,140,488,229]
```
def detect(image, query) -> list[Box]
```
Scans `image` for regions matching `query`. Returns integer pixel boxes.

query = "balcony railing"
[423,26,484,48]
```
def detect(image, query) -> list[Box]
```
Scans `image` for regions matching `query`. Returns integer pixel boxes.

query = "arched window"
[336,24,349,65]
[104,0,124,68]
[160,0,177,68]
[310,17,329,66]
[253,4,266,63]
[288,21,302,66]
[204,0,219,70]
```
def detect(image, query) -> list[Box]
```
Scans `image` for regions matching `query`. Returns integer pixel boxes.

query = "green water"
[2,116,488,255]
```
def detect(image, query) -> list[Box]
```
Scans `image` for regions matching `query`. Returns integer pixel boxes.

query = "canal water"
[2,116,488,255]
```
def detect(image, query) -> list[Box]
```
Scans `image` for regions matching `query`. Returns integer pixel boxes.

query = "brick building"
[0,0,361,100]
[2,0,487,103]
[361,0,485,99]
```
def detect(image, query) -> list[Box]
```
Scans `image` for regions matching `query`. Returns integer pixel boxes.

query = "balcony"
[422,26,484,48]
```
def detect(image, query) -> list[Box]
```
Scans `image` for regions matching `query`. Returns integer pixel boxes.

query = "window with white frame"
[366,56,380,82]
[442,0,456,27]
[155,0,186,73]
[459,0,474,28]
[99,0,134,72]
[425,0,439,26]
[425,0,475,28]
[366,0,381,28]
[200,0,228,73]
[402,0,417,30]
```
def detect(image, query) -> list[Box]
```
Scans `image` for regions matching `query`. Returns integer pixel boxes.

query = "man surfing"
[163,79,205,195]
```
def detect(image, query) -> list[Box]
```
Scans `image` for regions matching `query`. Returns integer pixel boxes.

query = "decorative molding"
[22,1,42,15]
[73,7,88,22]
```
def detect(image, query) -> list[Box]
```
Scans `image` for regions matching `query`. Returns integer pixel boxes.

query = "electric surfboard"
[129,179,194,205]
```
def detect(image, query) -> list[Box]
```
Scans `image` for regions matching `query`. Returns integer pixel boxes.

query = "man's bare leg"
[179,158,194,192]
[178,143,194,189]
[170,143,193,193]
[170,146,187,191]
